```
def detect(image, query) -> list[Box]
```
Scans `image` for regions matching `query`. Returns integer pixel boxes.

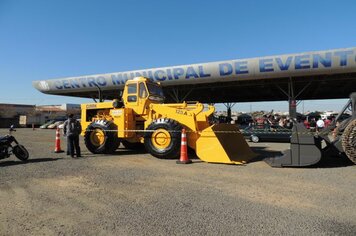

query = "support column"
[276,78,311,120]
[223,103,235,123]
[288,78,297,119]
[289,99,297,119]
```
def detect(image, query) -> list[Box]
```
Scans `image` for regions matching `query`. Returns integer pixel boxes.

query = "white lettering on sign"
[111,110,123,117]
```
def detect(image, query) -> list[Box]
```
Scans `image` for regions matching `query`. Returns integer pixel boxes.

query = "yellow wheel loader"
[81,77,256,164]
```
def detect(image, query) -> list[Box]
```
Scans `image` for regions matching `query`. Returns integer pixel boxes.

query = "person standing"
[316,118,325,132]
[309,118,317,132]
[324,116,332,128]
[303,119,310,129]
[279,117,285,127]
[63,114,82,158]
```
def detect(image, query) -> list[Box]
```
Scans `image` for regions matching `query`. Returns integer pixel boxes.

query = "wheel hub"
[90,129,105,147]
[152,129,171,149]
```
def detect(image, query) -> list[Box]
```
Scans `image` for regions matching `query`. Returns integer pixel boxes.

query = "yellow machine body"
[81,77,256,164]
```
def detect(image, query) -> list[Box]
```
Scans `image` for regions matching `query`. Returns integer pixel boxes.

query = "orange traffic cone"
[176,128,192,164]
[54,128,64,153]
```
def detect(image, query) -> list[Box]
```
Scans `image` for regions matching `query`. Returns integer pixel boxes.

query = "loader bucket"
[264,122,322,167]
[195,123,257,164]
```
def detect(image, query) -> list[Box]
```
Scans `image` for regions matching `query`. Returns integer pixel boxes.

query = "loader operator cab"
[122,77,165,115]
[123,77,164,102]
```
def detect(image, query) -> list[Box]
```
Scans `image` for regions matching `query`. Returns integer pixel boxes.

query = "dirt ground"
[0,128,355,235]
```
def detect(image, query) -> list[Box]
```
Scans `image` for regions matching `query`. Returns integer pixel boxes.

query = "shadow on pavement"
[0,158,62,167]
[107,147,201,159]
[114,148,147,155]
[315,154,354,168]
[249,146,354,168]
[249,146,282,163]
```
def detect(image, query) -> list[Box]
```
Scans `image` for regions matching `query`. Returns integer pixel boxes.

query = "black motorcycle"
[0,125,29,161]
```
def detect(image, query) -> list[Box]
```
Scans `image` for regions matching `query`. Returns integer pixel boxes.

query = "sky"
[0,0,355,113]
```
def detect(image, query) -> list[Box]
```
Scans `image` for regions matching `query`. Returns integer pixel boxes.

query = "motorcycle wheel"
[13,145,29,161]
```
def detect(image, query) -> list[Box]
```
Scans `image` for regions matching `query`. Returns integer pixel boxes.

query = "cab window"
[127,84,137,94]
[147,83,164,97]
[128,95,137,102]
[139,83,148,98]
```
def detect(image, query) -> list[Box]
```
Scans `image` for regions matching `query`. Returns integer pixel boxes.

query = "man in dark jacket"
[309,118,317,132]
[63,114,82,158]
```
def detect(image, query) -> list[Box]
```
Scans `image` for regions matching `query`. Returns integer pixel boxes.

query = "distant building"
[0,103,80,128]
[0,103,35,118]
[35,104,80,119]
[0,103,36,128]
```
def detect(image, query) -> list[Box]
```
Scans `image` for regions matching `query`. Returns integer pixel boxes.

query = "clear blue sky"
[0,0,355,112]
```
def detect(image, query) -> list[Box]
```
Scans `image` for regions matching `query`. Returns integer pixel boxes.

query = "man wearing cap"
[63,114,82,158]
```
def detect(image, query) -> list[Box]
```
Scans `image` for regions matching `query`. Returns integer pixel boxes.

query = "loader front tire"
[144,118,182,159]
[342,119,356,164]
[84,120,120,154]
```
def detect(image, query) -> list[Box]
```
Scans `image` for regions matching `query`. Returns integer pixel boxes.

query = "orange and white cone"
[176,128,192,164]
[54,127,64,153]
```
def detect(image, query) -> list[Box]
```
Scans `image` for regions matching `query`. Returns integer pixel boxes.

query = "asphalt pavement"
[0,128,355,235]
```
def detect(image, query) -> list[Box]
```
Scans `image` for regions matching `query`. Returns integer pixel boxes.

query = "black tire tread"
[84,120,119,154]
[144,118,182,159]
[342,119,356,164]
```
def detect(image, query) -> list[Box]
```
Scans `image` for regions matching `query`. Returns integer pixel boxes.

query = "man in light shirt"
[316,118,325,132]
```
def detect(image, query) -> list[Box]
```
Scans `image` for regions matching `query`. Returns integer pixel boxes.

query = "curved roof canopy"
[33,47,356,103]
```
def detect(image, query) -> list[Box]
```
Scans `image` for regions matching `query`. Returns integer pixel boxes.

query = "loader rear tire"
[342,119,356,164]
[144,118,182,159]
[84,120,120,154]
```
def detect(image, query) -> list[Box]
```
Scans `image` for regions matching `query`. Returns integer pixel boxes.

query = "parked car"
[242,124,292,143]
[40,120,55,129]
[47,121,64,129]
